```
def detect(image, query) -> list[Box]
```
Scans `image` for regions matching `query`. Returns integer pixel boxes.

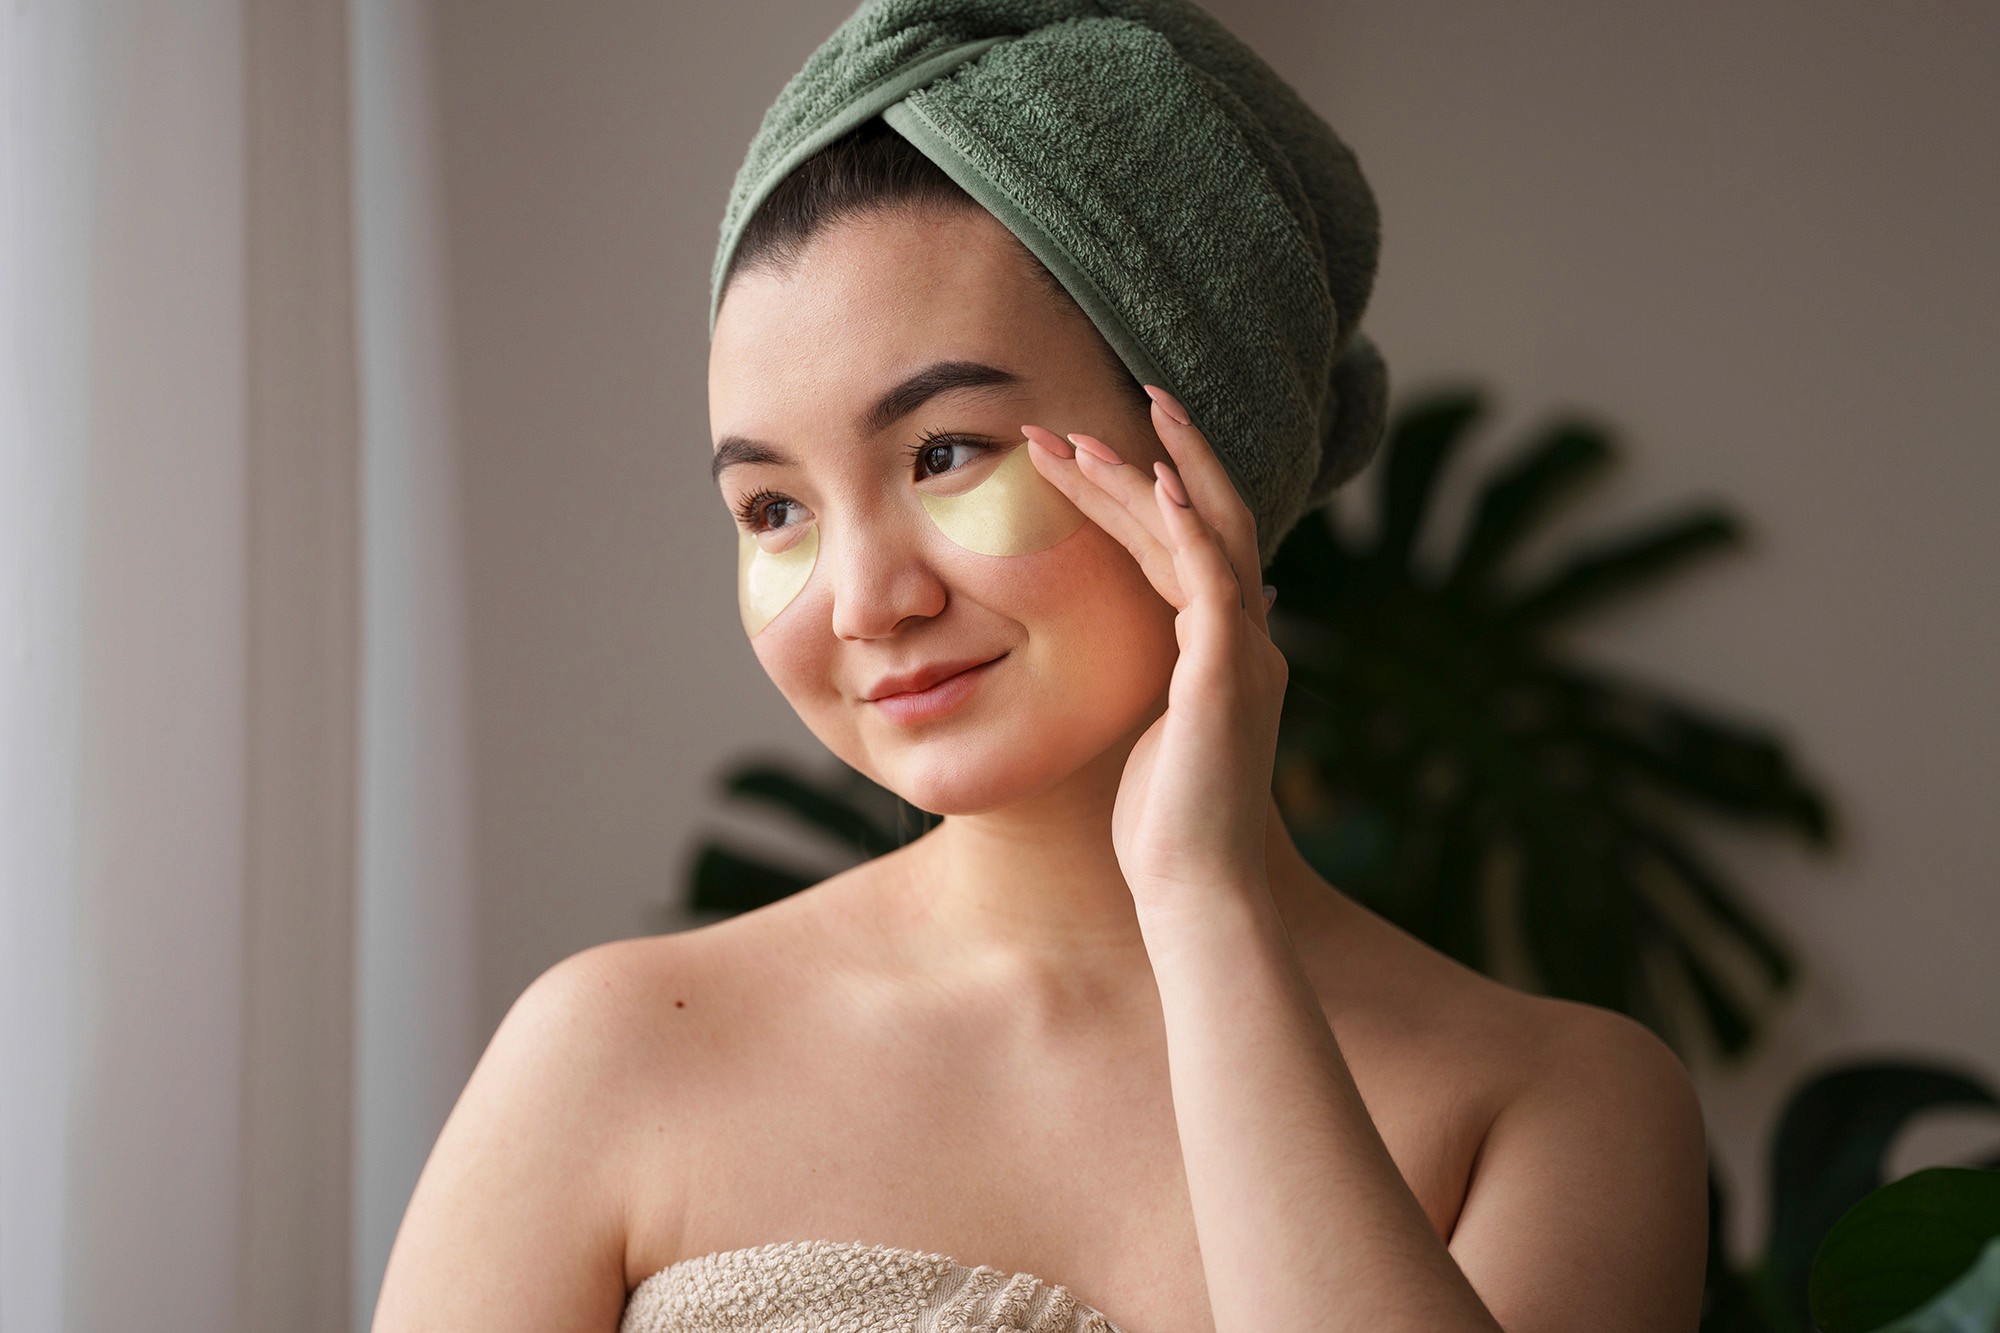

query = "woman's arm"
[1134,877,1707,1333]
[1135,879,1501,1333]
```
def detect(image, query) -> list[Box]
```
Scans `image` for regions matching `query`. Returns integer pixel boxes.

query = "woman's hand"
[1020,386,1288,909]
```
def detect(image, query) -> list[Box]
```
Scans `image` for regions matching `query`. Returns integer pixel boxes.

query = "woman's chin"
[868,744,1055,818]
[874,729,1126,818]
[881,773,1031,819]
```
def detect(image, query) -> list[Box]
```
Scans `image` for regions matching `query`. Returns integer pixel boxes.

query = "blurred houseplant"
[1260,387,1834,1057]
[1702,1057,2000,1333]
[1808,1165,2000,1333]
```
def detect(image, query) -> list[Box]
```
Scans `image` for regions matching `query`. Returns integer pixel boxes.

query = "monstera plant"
[1703,1056,2000,1333]
[678,384,1836,1065]
[1260,386,1835,1058]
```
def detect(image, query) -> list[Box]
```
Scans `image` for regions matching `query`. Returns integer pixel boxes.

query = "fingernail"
[1067,432,1124,465]
[1261,584,1278,608]
[1022,424,1074,458]
[1143,384,1192,426]
[1154,460,1192,508]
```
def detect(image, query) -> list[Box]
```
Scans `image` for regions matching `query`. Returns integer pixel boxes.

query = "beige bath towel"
[620,1238,1132,1333]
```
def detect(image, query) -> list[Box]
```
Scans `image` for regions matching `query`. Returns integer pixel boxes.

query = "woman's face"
[708,205,1178,815]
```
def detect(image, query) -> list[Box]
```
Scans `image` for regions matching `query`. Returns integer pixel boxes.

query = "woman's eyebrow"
[710,436,789,483]
[857,359,1023,436]
[711,359,1024,484]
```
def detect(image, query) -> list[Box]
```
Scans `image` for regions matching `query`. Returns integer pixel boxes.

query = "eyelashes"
[732,487,793,533]
[730,428,998,534]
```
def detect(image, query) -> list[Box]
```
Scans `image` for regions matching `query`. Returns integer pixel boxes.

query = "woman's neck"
[880,748,1334,1018]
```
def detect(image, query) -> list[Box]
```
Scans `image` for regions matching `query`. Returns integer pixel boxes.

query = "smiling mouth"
[866,654,1007,723]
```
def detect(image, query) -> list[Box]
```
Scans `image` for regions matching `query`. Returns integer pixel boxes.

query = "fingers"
[1023,406,1268,636]
[1021,424,1184,603]
[1141,386,1265,606]
[1063,429,1174,544]
[1152,458,1271,639]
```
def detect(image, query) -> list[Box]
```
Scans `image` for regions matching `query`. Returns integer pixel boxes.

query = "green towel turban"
[711,0,1388,568]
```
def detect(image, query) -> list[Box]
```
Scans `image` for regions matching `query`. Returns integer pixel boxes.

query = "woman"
[371,4,1709,1331]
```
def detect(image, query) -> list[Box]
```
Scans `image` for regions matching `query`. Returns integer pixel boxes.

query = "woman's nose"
[824,514,947,641]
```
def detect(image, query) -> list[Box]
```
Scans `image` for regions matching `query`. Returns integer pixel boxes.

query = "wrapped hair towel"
[710,0,1389,567]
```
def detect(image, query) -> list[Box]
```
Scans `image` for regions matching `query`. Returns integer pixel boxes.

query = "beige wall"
[426,0,2000,1266]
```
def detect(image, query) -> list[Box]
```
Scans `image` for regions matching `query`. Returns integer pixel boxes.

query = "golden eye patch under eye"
[919,439,1084,557]
[737,522,817,637]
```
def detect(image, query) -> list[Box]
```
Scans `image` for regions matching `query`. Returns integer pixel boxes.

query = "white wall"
[417,0,2000,1270]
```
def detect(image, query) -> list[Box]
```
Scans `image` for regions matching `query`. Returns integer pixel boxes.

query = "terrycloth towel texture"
[620,1238,1130,1333]
[711,0,1389,568]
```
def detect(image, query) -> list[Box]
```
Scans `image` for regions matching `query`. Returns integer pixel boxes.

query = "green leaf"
[1265,503,1352,613]
[1861,1235,2000,1333]
[1549,666,1836,844]
[1809,1168,2000,1333]
[1501,506,1745,630]
[1768,1066,2000,1333]
[687,842,822,916]
[1514,809,1641,1015]
[1446,419,1616,599]
[1373,388,1483,576]
[1657,910,1758,1059]
[1628,817,1798,992]
[1701,1156,1781,1333]
[720,760,901,858]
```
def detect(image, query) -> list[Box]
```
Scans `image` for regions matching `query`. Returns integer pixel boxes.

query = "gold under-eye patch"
[737,522,817,637]
[919,440,1084,556]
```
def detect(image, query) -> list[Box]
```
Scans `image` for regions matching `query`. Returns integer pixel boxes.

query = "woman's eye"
[733,489,800,534]
[907,431,994,479]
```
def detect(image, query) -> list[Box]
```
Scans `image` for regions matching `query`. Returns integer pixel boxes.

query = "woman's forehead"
[708,213,1088,431]
[719,212,1049,343]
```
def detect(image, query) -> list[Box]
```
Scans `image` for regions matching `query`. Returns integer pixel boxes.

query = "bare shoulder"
[607,862,874,1020]
[577,872,886,1276]
[1287,888,1704,1250]
[1482,987,1708,1185]
[1447,994,1710,1325]
[1518,992,1704,1100]
[370,939,669,1331]
[1292,890,1549,1094]
[1470,979,1707,1175]
[1297,887,1690,1104]
[1302,893,1708,1319]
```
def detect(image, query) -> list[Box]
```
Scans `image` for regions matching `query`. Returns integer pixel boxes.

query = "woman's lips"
[867,654,1005,724]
